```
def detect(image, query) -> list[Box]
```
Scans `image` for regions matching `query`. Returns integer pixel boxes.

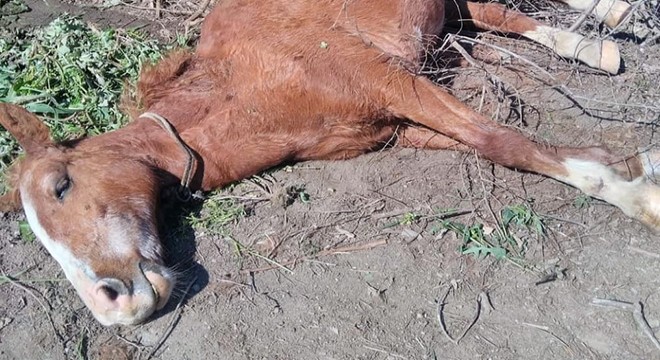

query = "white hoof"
[599,0,632,28]
[557,35,621,74]
[524,26,621,74]
[596,40,621,74]
[631,182,660,231]
[640,149,660,183]
[564,0,632,28]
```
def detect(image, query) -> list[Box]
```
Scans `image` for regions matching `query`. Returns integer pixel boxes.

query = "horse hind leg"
[397,125,470,151]
[445,0,621,74]
[379,68,660,230]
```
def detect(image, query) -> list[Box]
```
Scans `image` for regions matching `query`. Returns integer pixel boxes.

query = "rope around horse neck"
[140,112,197,200]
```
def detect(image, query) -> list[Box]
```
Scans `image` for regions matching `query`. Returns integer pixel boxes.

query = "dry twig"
[436,286,484,345]
[1,271,63,344]
[240,239,388,274]
[184,0,212,33]
[592,298,660,352]
[145,276,199,360]
[568,0,599,32]
[116,1,193,15]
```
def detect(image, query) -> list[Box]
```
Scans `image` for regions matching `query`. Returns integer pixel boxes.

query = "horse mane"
[121,49,195,119]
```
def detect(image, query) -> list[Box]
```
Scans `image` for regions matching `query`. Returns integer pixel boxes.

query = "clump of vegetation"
[18,219,35,243]
[0,0,28,18]
[0,16,168,173]
[434,204,545,267]
[186,191,246,236]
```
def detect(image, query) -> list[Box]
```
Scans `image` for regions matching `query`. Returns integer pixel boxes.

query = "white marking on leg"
[21,192,101,297]
[523,25,620,73]
[559,158,660,228]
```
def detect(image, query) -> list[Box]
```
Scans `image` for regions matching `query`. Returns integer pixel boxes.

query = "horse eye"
[54,177,71,200]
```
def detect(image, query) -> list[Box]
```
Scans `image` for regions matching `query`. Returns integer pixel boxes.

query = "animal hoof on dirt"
[640,149,660,183]
[597,40,621,74]
[553,32,621,74]
[572,38,620,74]
[637,184,660,232]
[601,0,632,28]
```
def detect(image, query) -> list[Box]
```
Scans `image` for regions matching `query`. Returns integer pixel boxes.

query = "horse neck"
[75,108,211,192]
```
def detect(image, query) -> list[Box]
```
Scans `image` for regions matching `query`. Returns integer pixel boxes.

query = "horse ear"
[0,103,53,153]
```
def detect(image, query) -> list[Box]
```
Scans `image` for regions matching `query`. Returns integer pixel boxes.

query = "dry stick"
[627,246,660,259]
[568,0,599,32]
[2,271,63,344]
[145,276,198,360]
[436,287,484,345]
[591,298,660,352]
[117,335,145,351]
[449,37,480,68]
[117,1,193,15]
[522,322,574,355]
[185,0,212,24]
[451,35,548,123]
[452,34,557,81]
[154,0,161,19]
[642,32,660,47]
[455,293,483,344]
[450,35,524,121]
[240,239,388,274]
[437,287,457,344]
[453,33,660,118]
[452,32,581,105]
[184,0,212,35]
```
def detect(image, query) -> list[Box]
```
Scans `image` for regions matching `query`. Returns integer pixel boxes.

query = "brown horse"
[0,0,655,326]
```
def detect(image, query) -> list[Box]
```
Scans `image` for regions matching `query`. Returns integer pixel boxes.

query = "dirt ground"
[1,0,659,359]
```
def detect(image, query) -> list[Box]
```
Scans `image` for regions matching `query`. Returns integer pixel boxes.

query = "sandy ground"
[0,0,659,359]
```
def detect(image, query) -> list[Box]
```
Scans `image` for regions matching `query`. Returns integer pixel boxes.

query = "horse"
[0,0,655,326]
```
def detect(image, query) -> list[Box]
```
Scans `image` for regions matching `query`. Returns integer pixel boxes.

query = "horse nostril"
[96,278,129,302]
[100,284,119,301]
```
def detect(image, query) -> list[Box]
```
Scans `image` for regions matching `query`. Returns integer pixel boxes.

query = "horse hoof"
[640,148,660,183]
[637,183,660,233]
[602,0,632,28]
[598,40,621,74]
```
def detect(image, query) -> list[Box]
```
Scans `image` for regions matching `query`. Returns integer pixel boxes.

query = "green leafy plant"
[573,194,592,209]
[501,204,545,236]
[441,221,508,260]
[18,220,35,243]
[0,0,28,17]
[0,16,167,171]
[400,211,420,225]
[186,191,246,236]
[434,204,544,269]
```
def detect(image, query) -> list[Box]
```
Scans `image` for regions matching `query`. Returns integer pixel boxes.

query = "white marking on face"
[20,178,170,325]
[107,216,136,258]
[21,190,96,287]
